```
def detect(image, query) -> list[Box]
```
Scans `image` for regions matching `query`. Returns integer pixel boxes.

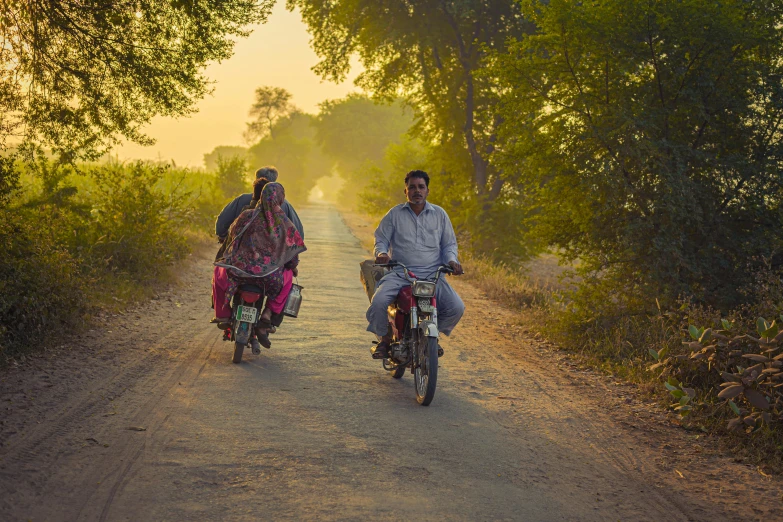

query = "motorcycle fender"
[418,320,439,338]
[235,321,251,345]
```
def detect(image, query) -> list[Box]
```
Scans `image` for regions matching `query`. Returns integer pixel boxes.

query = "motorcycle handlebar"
[373,261,399,268]
[373,260,461,277]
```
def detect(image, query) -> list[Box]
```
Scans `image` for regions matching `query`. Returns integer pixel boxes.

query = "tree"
[492,0,783,307]
[215,155,250,199]
[1,0,273,158]
[203,146,250,172]
[359,137,429,215]
[248,112,331,204]
[245,86,297,142]
[316,94,412,175]
[289,0,535,256]
[313,93,413,204]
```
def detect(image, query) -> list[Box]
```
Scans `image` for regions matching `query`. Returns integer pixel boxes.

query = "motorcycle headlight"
[412,281,436,297]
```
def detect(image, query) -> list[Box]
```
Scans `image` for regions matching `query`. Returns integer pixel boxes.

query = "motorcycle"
[221,283,267,363]
[373,261,454,406]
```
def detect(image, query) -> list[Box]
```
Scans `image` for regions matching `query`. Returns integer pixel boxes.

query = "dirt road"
[1,203,781,521]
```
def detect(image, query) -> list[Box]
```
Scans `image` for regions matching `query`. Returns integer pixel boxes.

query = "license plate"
[418,298,435,313]
[236,305,258,323]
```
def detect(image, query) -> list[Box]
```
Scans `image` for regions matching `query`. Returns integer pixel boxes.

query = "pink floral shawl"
[217,183,306,278]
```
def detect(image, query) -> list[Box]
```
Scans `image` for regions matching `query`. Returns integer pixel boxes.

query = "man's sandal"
[371,341,390,359]
[254,320,274,349]
[256,333,271,349]
[256,319,276,332]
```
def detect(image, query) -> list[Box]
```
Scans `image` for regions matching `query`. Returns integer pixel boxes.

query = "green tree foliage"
[359,137,429,215]
[245,86,297,142]
[1,0,273,157]
[315,94,412,176]
[248,111,332,204]
[289,0,536,257]
[314,93,413,205]
[492,0,783,307]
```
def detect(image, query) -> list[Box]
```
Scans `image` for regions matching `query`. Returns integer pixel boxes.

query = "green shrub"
[648,266,783,430]
[0,157,221,360]
[86,162,192,278]
[215,154,250,200]
[0,158,87,359]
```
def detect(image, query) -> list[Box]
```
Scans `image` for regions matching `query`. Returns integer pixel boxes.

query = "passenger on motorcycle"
[212,166,303,331]
[215,166,304,241]
[367,170,465,359]
[215,182,306,348]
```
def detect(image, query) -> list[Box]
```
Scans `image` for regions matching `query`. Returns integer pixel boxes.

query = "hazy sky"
[113,3,362,168]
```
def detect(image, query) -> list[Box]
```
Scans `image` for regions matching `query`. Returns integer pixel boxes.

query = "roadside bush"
[645,266,783,451]
[0,212,87,357]
[0,157,222,360]
[86,162,192,278]
[537,260,783,468]
[214,154,249,200]
[0,158,87,358]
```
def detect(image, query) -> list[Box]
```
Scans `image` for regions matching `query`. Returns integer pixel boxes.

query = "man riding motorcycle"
[367,170,465,359]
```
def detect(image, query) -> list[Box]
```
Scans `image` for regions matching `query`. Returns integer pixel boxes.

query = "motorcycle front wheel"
[414,337,438,405]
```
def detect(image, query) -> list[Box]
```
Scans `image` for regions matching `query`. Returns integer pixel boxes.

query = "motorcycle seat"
[238,284,264,294]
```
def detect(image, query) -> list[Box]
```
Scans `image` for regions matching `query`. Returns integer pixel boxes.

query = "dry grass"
[521,253,571,291]
[460,252,551,309]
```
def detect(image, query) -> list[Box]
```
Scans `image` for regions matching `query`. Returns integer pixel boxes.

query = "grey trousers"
[366,272,465,337]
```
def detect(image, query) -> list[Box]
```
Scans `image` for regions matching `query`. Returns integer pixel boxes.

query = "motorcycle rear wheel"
[414,337,438,405]
[383,359,406,379]
[232,341,245,364]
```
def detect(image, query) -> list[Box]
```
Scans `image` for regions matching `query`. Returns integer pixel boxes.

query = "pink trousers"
[212,267,293,319]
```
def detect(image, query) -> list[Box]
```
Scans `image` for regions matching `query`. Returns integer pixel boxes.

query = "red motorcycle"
[373,261,454,406]
[222,283,267,363]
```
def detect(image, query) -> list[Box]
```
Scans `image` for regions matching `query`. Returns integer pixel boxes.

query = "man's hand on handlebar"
[375,253,390,265]
[448,260,464,276]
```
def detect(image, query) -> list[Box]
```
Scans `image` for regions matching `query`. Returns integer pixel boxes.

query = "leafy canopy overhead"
[288,0,533,199]
[290,0,538,259]
[1,0,273,157]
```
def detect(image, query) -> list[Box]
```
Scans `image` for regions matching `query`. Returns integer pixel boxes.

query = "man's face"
[405,177,429,205]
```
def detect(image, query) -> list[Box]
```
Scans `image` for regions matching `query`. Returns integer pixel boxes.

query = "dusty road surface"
[1,203,781,521]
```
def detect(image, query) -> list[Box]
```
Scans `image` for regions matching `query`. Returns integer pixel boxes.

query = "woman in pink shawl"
[215,182,306,340]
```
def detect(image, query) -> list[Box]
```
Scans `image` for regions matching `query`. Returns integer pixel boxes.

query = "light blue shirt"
[374,201,459,275]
